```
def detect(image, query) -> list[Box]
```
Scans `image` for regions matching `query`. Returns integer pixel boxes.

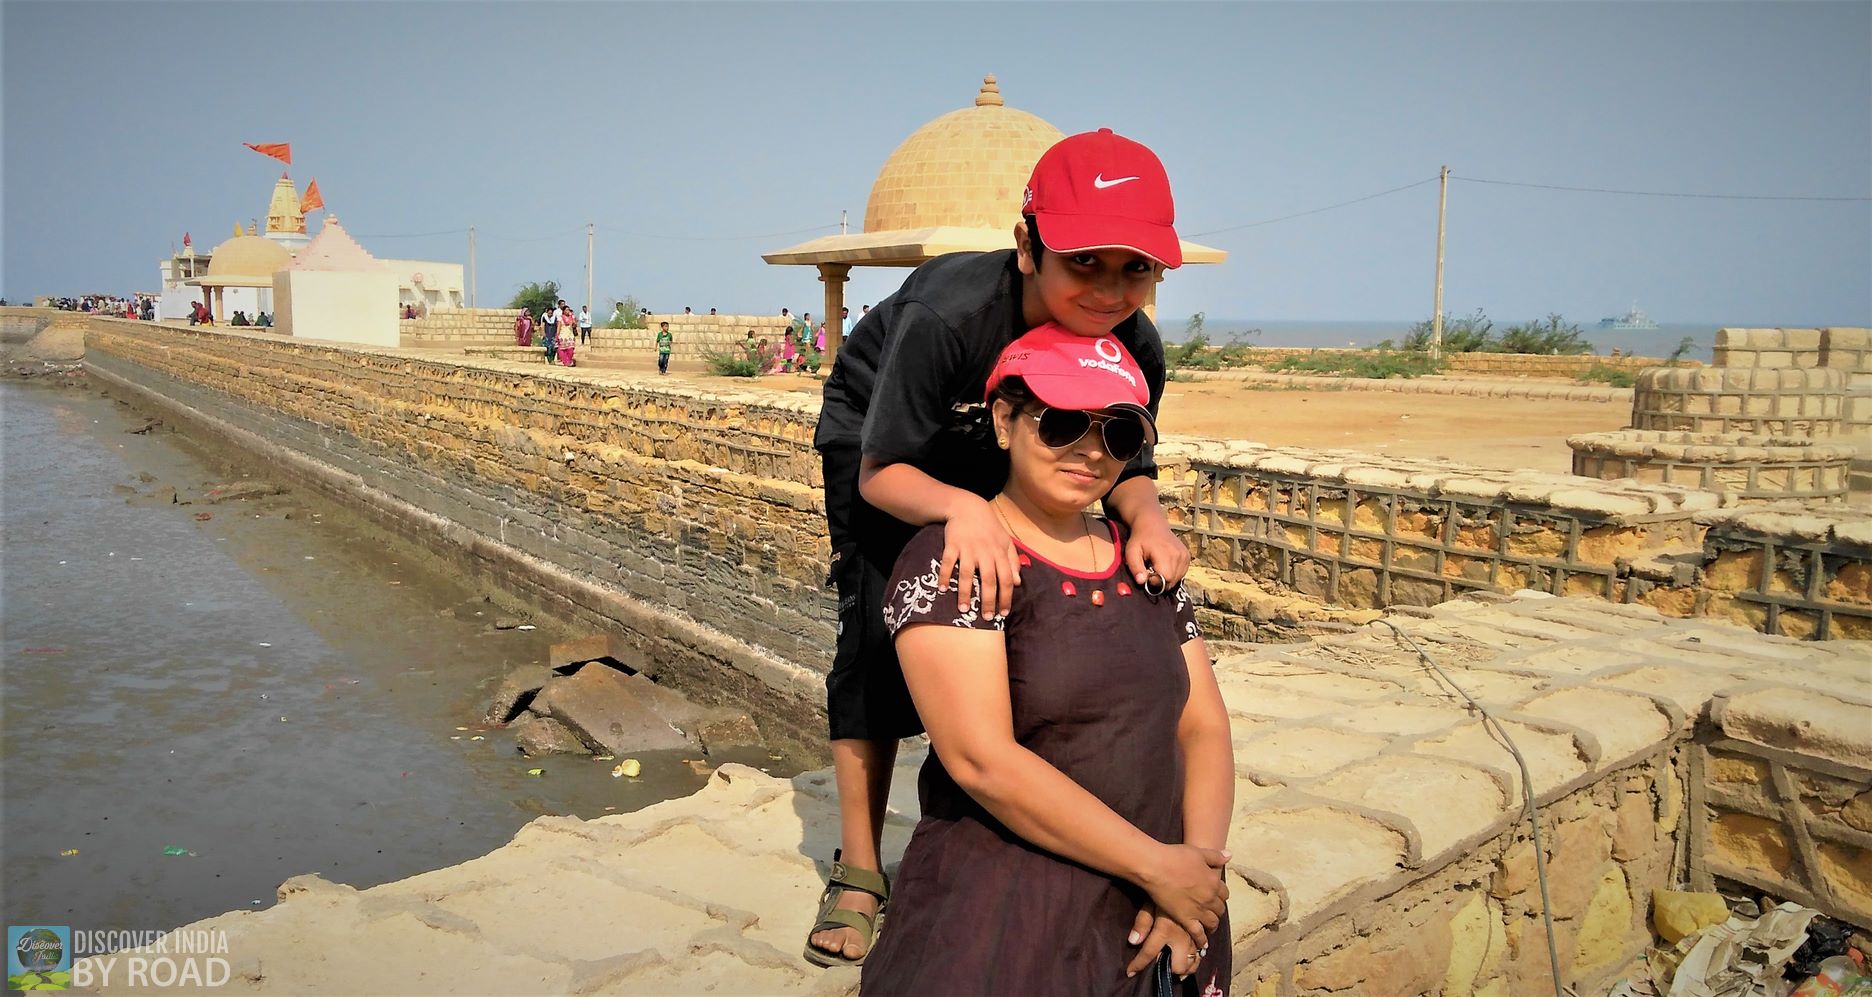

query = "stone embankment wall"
[399,308,525,348]
[594,313,796,357]
[1569,430,1855,504]
[1166,440,1872,639]
[80,593,1868,995]
[1631,367,1846,438]
[1178,345,1681,381]
[1,304,55,341]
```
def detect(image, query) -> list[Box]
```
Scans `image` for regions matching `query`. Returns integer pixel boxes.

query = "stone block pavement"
[79,593,1869,995]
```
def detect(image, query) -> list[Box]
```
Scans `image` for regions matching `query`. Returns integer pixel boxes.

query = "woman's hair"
[989,374,1037,413]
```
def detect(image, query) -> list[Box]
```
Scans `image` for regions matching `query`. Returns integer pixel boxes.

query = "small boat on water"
[1599,304,1659,330]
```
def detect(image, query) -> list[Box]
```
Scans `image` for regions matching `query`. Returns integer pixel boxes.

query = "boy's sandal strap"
[812,907,877,937]
[827,861,890,901]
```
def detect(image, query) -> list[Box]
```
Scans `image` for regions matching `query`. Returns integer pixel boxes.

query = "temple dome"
[199,234,292,286]
[862,75,1065,234]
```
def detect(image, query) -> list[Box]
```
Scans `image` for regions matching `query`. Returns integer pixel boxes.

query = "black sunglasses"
[1021,407,1149,462]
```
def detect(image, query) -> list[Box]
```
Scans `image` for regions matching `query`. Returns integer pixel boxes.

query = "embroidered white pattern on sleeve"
[885,556,1002,634]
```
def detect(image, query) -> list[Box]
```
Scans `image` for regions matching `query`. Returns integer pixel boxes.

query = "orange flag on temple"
[300,180,325,214]
[243,142,292,165]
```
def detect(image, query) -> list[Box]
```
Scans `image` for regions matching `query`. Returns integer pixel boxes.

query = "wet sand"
[1,378,803,936]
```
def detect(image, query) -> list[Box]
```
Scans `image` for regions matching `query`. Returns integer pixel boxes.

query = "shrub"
[702,344,770,377]
[1494,314,1593,355]
[1268,351,1442,379]
[1578,364,1637,388]
[1167,312,1211,368]
[1401,309,1493,353]
[508,281,561,320]
[605,295,646,329]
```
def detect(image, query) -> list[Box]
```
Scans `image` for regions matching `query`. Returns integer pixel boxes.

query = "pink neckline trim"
[1012,518,1124,580]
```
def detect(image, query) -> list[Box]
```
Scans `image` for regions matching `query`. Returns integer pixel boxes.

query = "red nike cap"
[1022,128,1182,269]
[984,323,1158,444]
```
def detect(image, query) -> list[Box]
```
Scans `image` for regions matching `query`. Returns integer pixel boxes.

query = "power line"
[1453,175,1872,202]
[350,221,841,244]
[1189,177,1440,237]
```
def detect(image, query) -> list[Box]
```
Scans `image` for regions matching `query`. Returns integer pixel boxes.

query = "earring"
[998,437,1008,448]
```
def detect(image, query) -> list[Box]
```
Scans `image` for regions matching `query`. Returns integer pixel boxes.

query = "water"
[0,379,799,936]
[1171,317,1719,363]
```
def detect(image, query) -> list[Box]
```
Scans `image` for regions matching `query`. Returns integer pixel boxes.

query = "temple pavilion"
[763,75,1225,364]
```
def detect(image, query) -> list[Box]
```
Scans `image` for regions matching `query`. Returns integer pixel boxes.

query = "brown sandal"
[802,849,891,968]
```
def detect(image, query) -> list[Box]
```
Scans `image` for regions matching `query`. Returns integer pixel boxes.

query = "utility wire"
[1190,177,1439,237]
[351,221,840,243]
[1453,175,1872,202]
[1372,619,1565,997]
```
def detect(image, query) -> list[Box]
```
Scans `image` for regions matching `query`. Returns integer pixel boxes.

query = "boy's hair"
[1023,215,1046,271]
[659,321,669,329]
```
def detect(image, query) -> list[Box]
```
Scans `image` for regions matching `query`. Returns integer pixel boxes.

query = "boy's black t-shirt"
[816,250,1165,500]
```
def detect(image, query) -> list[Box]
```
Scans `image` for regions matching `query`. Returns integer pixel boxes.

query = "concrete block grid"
[1711,327,1827,370]
[1163,440,1718,615]
[1631,366,1846,437]
[1692,696,1872,930]
[595,314,798,358]
[1569,430,1856,504]
[1686,504,1872,641]
[78,593,1869,995]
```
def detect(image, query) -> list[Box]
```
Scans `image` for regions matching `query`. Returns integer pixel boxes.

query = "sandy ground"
[572,353,1629,473]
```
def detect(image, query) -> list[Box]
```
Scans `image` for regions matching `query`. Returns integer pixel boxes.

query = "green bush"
[1494,314,1593,355]
[508,281,561,320]
[1267,351,1442,379]
[605,295,646,329]
[702,345,770,377]
[1578,364,1637,388]
[1167,312,1211,368]
[1401,309,1493,353]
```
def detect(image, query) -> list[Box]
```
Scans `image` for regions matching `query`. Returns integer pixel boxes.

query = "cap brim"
[1034,211,1183,269]
[1022,375,1160,446]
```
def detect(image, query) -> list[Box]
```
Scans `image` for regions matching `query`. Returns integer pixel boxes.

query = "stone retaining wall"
[1631,366,1846,437]
[1712,327,1827,369]
[595,314,797,357]
[399,307,525,348]
[1569,430,1855,504]
[1182,345,1680,381]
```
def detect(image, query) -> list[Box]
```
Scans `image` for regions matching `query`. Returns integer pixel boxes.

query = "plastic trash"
[60,849,78,857]
[515,624,537,631]
[1790,919,1858,979]
[525,767,545,776]
[161,846,195,857]
[1655,889,1732,944]
[1791,955,1872,997]
[612,759,641,778]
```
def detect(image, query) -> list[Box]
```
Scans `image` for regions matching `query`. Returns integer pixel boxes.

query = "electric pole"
[468,226,477,308]
[586,224,594,314]
[1431,165,1449,360]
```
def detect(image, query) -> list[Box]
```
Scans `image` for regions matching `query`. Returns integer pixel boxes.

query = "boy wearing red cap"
[806,128,1193,966]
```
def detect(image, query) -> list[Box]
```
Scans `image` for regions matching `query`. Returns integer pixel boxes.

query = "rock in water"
[534,665,699,754]
[509,714,587,756]
[483,664,555,725]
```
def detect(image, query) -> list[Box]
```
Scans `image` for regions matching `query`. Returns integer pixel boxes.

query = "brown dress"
[862,521,1232,996]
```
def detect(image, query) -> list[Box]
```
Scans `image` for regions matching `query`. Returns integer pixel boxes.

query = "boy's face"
[1014,221,1162,337]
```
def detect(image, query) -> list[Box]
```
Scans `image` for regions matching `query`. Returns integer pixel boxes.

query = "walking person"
[541,303,559,363]
[858,325,1232,995]
[805,128,1194,969]
[656,321,673,375]
[578,305,592,345]
[515,309,534,348]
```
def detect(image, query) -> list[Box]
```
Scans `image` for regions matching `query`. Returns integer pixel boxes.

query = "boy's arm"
[860,457,1019,620]
[1105,476,1191,587]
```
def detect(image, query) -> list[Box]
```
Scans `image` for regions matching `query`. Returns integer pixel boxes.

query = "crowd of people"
[512,299,589,366]
[45,294,155,320]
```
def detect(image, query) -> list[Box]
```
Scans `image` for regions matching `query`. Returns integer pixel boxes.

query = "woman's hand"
[938,494,1021,618]
[1138,843,1229,950]
[1125,516,1191,588]
[1124,903,1205,980]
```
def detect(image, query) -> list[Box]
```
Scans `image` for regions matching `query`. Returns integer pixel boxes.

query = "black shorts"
[821,444,924,741]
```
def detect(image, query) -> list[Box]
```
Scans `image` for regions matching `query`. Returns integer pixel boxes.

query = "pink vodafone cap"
[985,323,1157,443]
[1021,128,1182,269]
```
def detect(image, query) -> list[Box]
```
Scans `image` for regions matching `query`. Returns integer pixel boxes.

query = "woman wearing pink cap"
[857,325,1234,995]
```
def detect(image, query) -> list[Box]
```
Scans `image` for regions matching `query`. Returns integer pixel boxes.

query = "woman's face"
[994,398,1125,512]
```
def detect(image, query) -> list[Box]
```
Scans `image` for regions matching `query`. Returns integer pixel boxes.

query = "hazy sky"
[5,1,1868,325]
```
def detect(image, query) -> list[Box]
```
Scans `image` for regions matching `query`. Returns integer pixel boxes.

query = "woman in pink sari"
[515,310,533,347]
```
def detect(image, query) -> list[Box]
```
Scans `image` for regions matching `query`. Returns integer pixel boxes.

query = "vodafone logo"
[1094,339,1124,363]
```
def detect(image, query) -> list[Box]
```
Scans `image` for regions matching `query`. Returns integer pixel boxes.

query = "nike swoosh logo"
[1093,174,1140,189]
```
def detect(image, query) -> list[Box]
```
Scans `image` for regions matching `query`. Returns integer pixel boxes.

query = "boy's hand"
[1125,517,1191,589]
[938,495,1021,619]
